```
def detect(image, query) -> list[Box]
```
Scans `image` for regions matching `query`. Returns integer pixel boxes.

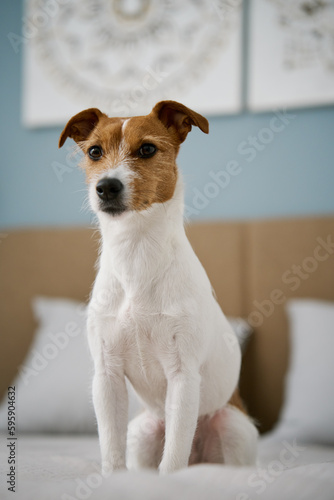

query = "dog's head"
[59,101,209,217]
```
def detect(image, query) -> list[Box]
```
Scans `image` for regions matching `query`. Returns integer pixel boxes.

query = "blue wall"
[1,2,334,229]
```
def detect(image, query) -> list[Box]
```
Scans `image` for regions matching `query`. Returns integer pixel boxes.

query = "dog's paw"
[101,460,126,476]
[158,465,170,476]
[158,460,183,475]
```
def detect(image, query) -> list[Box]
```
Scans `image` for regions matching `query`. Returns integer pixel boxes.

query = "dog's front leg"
[159,370,201,474]
[92,369,128,474]
[88,317,128,474]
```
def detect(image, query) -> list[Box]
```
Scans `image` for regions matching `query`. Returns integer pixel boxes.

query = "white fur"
[88,163,137,215]
[213,405,258,466]
[87,170,257,475]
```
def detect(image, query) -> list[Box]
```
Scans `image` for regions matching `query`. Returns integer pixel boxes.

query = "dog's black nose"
[96,178,124,201]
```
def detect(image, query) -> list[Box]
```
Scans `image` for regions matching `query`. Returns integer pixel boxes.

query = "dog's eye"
[138,143,157,159]
[88,145,103,160]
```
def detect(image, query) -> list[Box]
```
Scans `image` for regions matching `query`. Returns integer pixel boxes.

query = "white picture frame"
[22,0,243,128]
[248,0,334,111]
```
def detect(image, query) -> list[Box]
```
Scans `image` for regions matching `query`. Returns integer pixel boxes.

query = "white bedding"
[1,432,334,500]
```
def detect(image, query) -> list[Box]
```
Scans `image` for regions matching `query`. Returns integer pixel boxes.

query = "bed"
[1,216,334,499]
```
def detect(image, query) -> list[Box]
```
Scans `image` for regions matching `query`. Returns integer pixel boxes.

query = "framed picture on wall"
[248,0,334,111]
[22,0,243,128]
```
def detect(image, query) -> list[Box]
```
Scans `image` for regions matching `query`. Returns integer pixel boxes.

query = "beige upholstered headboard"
[1,216,333,432]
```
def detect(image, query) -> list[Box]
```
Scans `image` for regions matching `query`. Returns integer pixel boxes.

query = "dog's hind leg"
[203,404,258,466]
[126,411,165,470]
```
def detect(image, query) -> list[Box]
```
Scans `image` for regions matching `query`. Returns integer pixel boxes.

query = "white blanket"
[1,432,334,500]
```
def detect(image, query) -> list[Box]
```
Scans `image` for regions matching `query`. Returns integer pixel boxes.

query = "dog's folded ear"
[151,100,209,143]
[58,108,106,148]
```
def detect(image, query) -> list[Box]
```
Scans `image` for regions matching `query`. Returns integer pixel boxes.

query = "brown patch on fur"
[152,100,209,143]
[59,101,209,212]
[122,115,179,211]
[228,388,248,414]
[58,108,107,148]
[81,117,126,183]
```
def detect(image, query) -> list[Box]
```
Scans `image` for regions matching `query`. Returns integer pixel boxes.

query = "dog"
[59,100,258,475]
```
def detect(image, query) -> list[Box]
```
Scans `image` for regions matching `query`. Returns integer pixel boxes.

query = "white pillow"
[0,296,252,434]
[274,299,334,444]
[0,297,96,433]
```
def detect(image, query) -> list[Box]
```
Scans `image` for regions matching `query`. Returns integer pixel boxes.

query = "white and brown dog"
[59,101,258,475]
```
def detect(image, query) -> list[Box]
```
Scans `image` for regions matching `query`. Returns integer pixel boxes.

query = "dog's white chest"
[114,299,170,416]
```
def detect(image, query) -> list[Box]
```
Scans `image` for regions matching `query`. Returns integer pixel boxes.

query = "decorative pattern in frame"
[22,0,243,127]
[248,0,334,111]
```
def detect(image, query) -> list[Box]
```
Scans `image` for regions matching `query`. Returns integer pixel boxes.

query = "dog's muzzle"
[96,177,127,215]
